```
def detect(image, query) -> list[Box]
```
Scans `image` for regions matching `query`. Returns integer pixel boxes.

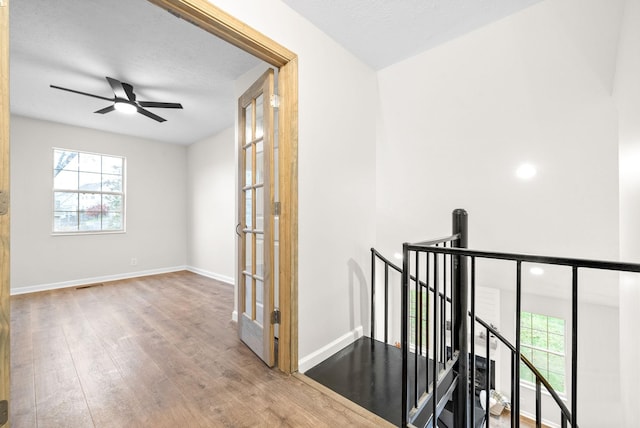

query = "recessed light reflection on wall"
[516,163,537,180]
[530,266,544,276]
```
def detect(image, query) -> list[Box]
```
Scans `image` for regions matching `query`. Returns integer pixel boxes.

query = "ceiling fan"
[50,76,183,123]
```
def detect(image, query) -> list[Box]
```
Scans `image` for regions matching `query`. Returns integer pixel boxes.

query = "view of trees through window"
[53,149,125,233]
[520,311,566,393]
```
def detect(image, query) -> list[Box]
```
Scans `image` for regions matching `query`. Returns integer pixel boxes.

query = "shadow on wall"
[348,258,369,333]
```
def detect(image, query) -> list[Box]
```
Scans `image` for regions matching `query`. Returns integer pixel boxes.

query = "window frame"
[51,147,126,235]
[519,311,567,395]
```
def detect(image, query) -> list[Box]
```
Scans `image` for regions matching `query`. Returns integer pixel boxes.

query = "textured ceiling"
[11,0,544,145]
[282,0,544,70]
[10,0,263,145]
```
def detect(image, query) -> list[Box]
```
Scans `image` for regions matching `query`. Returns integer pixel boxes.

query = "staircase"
[368,209,640,428]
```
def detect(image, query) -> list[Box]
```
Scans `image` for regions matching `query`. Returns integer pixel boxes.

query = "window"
[520,311,565,393]
[409,288,428,348]
[53,149,125,233]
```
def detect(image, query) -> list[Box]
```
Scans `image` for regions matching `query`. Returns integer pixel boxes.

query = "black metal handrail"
[406,245,640,273]
[370,209,640,428]
[408,244,640,428]
[372,248,574,427]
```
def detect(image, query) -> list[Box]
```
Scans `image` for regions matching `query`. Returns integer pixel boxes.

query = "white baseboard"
[298,326,364,373]
[185,266,234,286]
[10,266,187,295]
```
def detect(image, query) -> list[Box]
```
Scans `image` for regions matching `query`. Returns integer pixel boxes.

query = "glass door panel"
[256,186,264,231]
[237,69,274,367]
[255,94,264,139]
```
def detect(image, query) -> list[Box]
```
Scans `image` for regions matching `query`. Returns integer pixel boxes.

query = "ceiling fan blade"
[94,105,116,114]
[137,107,166,123]
[138,101,183,109]
[50,85,113,102]
[106,77,130,100]
[122,83,136,102]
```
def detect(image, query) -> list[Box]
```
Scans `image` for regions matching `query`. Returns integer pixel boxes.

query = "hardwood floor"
[10,271,391,428]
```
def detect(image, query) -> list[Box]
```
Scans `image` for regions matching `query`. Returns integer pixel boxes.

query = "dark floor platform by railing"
[305,336,418,425]
[305,336,486,427]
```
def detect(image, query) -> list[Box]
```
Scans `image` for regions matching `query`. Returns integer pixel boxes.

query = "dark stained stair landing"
[305,336,432,426]
[305,337,485,427]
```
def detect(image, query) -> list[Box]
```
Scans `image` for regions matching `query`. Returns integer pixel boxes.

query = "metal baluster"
[371,250,376,340]
[426,251,431,403]
[414,251,419,407]
[536,378,542,428]
[384,263,389,344]
[433,251,439,424]
[417,251,422,356]
[443,243,448,362]
[514,261,522,428]
[571,267,578,428]
[486,327,491,428]
[470,257,476,428]
[401,244,410,427]
[511,354,516,428]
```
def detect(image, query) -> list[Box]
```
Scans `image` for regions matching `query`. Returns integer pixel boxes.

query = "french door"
[238,69,275,366]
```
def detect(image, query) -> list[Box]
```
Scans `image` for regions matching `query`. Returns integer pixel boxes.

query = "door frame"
[1,0,10,419]
[139,0,299,374]
[0,9,298,414]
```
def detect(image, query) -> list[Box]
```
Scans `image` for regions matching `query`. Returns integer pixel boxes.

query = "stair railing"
[370,208,640,428]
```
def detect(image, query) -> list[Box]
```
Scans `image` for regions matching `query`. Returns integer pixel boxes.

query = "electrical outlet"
[130,258,138,266]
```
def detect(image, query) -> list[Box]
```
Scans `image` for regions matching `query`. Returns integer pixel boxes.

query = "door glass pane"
[245,103,253,141]
[245,145,252,186]
[274,146,279,201]
[255,279,264,327]
[244,189,252,229]
[256,140,264,185]
[244,274,253,317]
[256,186,264,231]
[245,233,252,272]
[256,235,264,278]
[255,94,264,139]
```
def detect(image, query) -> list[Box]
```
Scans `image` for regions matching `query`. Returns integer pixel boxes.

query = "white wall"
[186,126,236,284]
[614,0,640,426]
[10,115,188,292]
[208,0,379,367]
[376,0,621,270]
[375,0,624,426]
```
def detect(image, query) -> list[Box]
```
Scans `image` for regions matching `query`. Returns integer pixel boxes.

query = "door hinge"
[0,400,7,426]
[271,309,281,324]
[270,94,280,108]
[273,201,281,216]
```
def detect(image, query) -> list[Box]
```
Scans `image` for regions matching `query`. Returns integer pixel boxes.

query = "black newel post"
[452,209,469,428]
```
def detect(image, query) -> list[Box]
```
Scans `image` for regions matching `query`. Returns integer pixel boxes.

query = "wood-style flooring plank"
[11,271,384,427]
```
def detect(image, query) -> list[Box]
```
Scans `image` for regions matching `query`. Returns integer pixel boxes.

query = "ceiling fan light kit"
[113,100,137,114]
[50,76,183,123]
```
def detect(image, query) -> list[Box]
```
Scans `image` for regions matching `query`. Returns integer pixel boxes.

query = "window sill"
[520,381,567,402]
